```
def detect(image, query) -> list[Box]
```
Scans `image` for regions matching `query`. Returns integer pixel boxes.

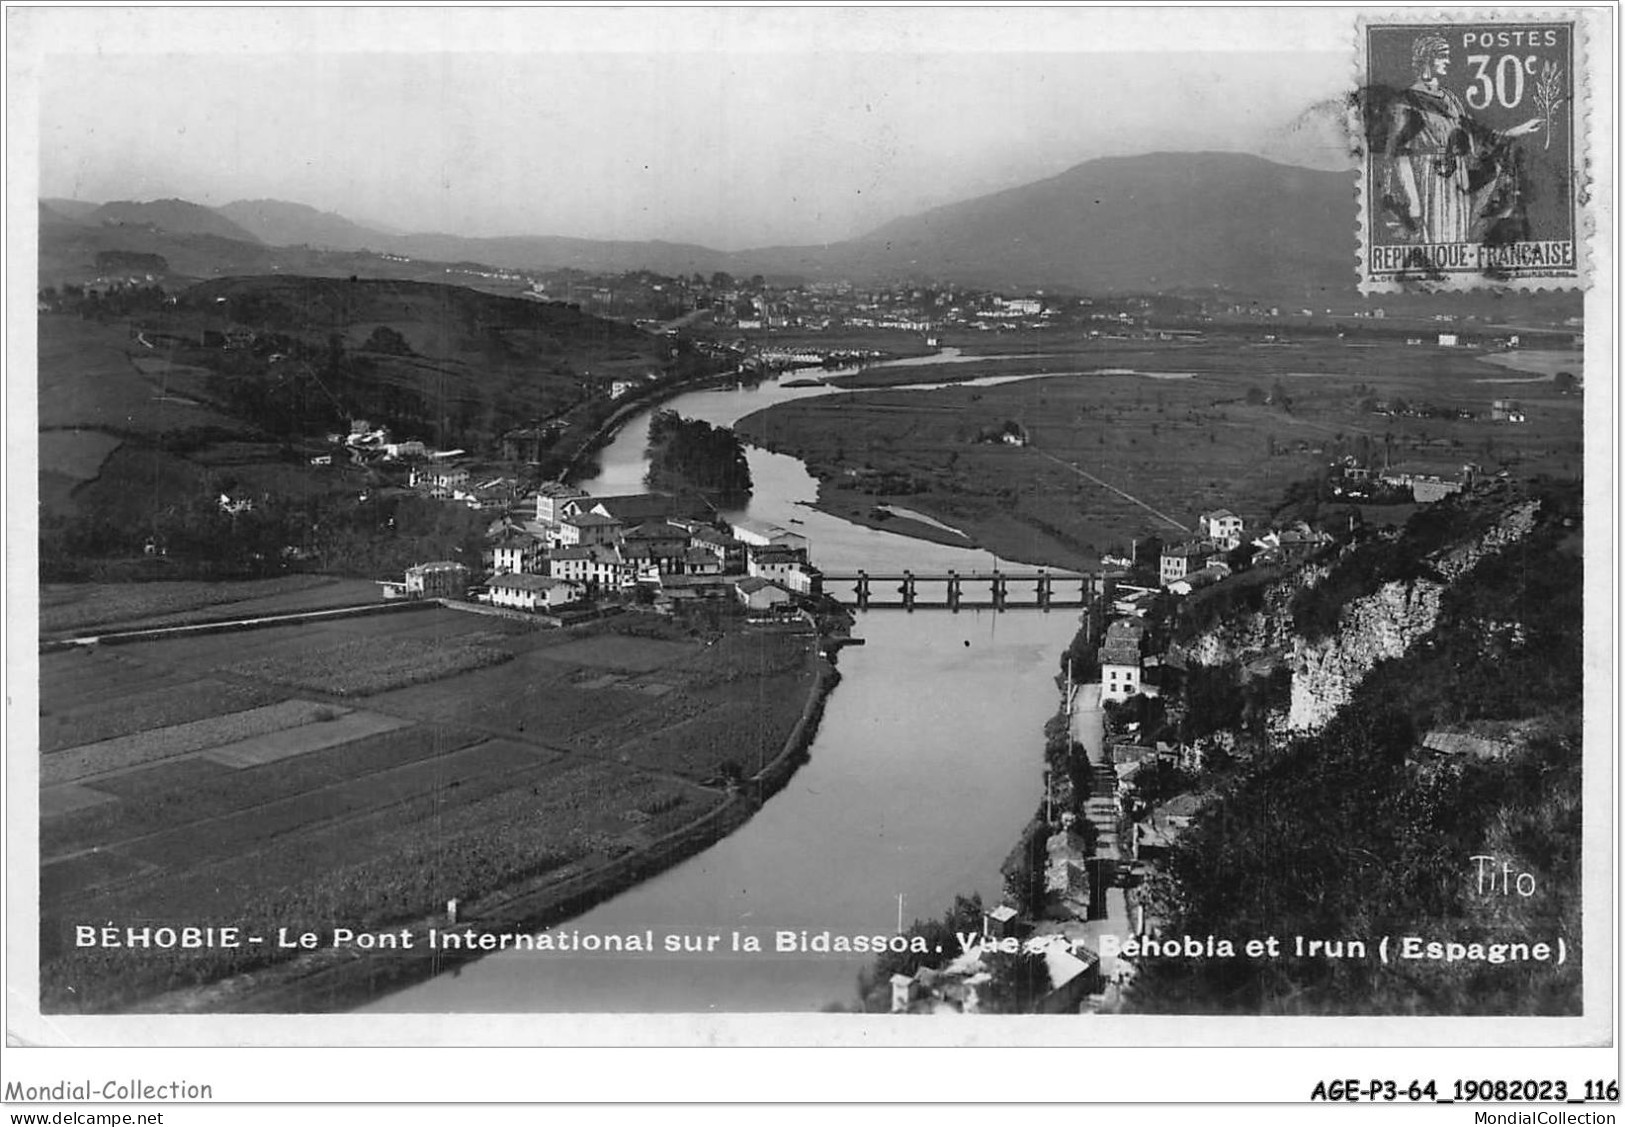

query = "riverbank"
[113,627,845,1014]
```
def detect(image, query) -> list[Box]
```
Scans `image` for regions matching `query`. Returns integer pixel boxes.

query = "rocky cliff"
[1286,500,1541,732]
[1171,495,1544,735]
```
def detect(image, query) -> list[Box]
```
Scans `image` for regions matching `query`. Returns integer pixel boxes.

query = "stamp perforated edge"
[1352,9,1596,295]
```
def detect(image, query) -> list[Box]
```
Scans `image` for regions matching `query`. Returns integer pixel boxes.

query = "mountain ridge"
[43,152,1364,294]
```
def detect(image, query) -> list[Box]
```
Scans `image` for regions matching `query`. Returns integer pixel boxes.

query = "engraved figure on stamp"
[1381,33,1542,244]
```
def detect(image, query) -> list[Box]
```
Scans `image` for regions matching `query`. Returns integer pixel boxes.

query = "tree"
[1553,371,1577,394]
[361,325,413,356]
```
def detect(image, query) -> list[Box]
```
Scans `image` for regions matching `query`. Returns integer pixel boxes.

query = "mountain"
[92,199,263,243]
[830,152,1354,294]
[215,199,388,251]
[37,154,1385,295]
[382,232,736,279]
[213,200,740,279]
[40,198,101,223]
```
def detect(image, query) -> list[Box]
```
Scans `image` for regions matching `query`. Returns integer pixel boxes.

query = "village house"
[582,492,689,526]
[621,541,680,578]
[1132,792,1209,864]
[734,576,794,615]
[490,531,545,576]
[1159,541,1217,587]
[747,545,815,592]
[382,439,427,460]
[1166,560,1231,596]
[1252,524,1333,565]
[1197,509,1244,551]
[403,560,469,600]
[1110,585,1159,618]
[683,525,745,568]
[1098,618,1150,703]
[621,521,692,561]
[555,511,624,549]
[729,518,809,554]
[983,904,1021,941]
[488,573,584,612]
[681,546,723,576]
[410,464,471,491]
[549,545,627,590]
[535,482,588,526]
[1379,462,1474,503]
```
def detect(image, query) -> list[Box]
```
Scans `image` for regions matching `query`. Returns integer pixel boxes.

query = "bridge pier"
[855,571,870,610]
[991,571,1007,610]
[900,570,915,611]
[946,570,961,612]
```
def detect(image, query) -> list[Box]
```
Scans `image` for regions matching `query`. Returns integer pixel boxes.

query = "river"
[364,368,1082,1013]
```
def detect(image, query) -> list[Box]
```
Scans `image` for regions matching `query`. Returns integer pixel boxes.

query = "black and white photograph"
[3,4,1615,1098]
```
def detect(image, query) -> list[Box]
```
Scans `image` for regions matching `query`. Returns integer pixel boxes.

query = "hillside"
[40,198,101,223]
[37,276,667,579]
[831,153,1352,294]
[216,199,387,251]
[92,199,264,243]
[384,232,735,279]
[1128,481,1584,1015]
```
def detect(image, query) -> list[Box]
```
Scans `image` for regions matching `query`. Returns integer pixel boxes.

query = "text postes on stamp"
[1357,15,1584,293]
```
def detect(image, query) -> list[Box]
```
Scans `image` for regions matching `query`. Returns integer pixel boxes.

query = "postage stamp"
[1356,13,1587,292]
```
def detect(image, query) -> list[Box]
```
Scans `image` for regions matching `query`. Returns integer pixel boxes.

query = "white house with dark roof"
[1198,509,1244,550]
[1098,618,1150,703]
[549,545,627,589]
[490,531,545,575]
[747,545,815,592]
[734,576,793,614]
[489,573,583,611]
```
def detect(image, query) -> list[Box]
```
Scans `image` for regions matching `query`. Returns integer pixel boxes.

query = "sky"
[20,8,1358,250]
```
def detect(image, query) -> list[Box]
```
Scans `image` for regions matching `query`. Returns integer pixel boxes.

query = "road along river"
[365,368,1083,1012]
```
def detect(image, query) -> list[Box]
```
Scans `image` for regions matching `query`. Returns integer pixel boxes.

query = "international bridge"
[816,569,1107,611]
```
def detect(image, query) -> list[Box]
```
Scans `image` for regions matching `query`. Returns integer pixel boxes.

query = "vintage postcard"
[1357,12,1589,292]
[2,4,1616,1104]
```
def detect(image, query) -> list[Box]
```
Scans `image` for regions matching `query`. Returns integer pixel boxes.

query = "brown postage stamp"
[1357,13,1589,292]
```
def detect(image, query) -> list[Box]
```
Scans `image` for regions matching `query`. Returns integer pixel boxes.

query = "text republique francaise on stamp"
[1357,14,1587,293]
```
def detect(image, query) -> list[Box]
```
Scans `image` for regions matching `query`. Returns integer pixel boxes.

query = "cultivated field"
[736,335,1585,569]
[37,318,241,436]
[38,605,819,1011]
[39,575,387,636]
